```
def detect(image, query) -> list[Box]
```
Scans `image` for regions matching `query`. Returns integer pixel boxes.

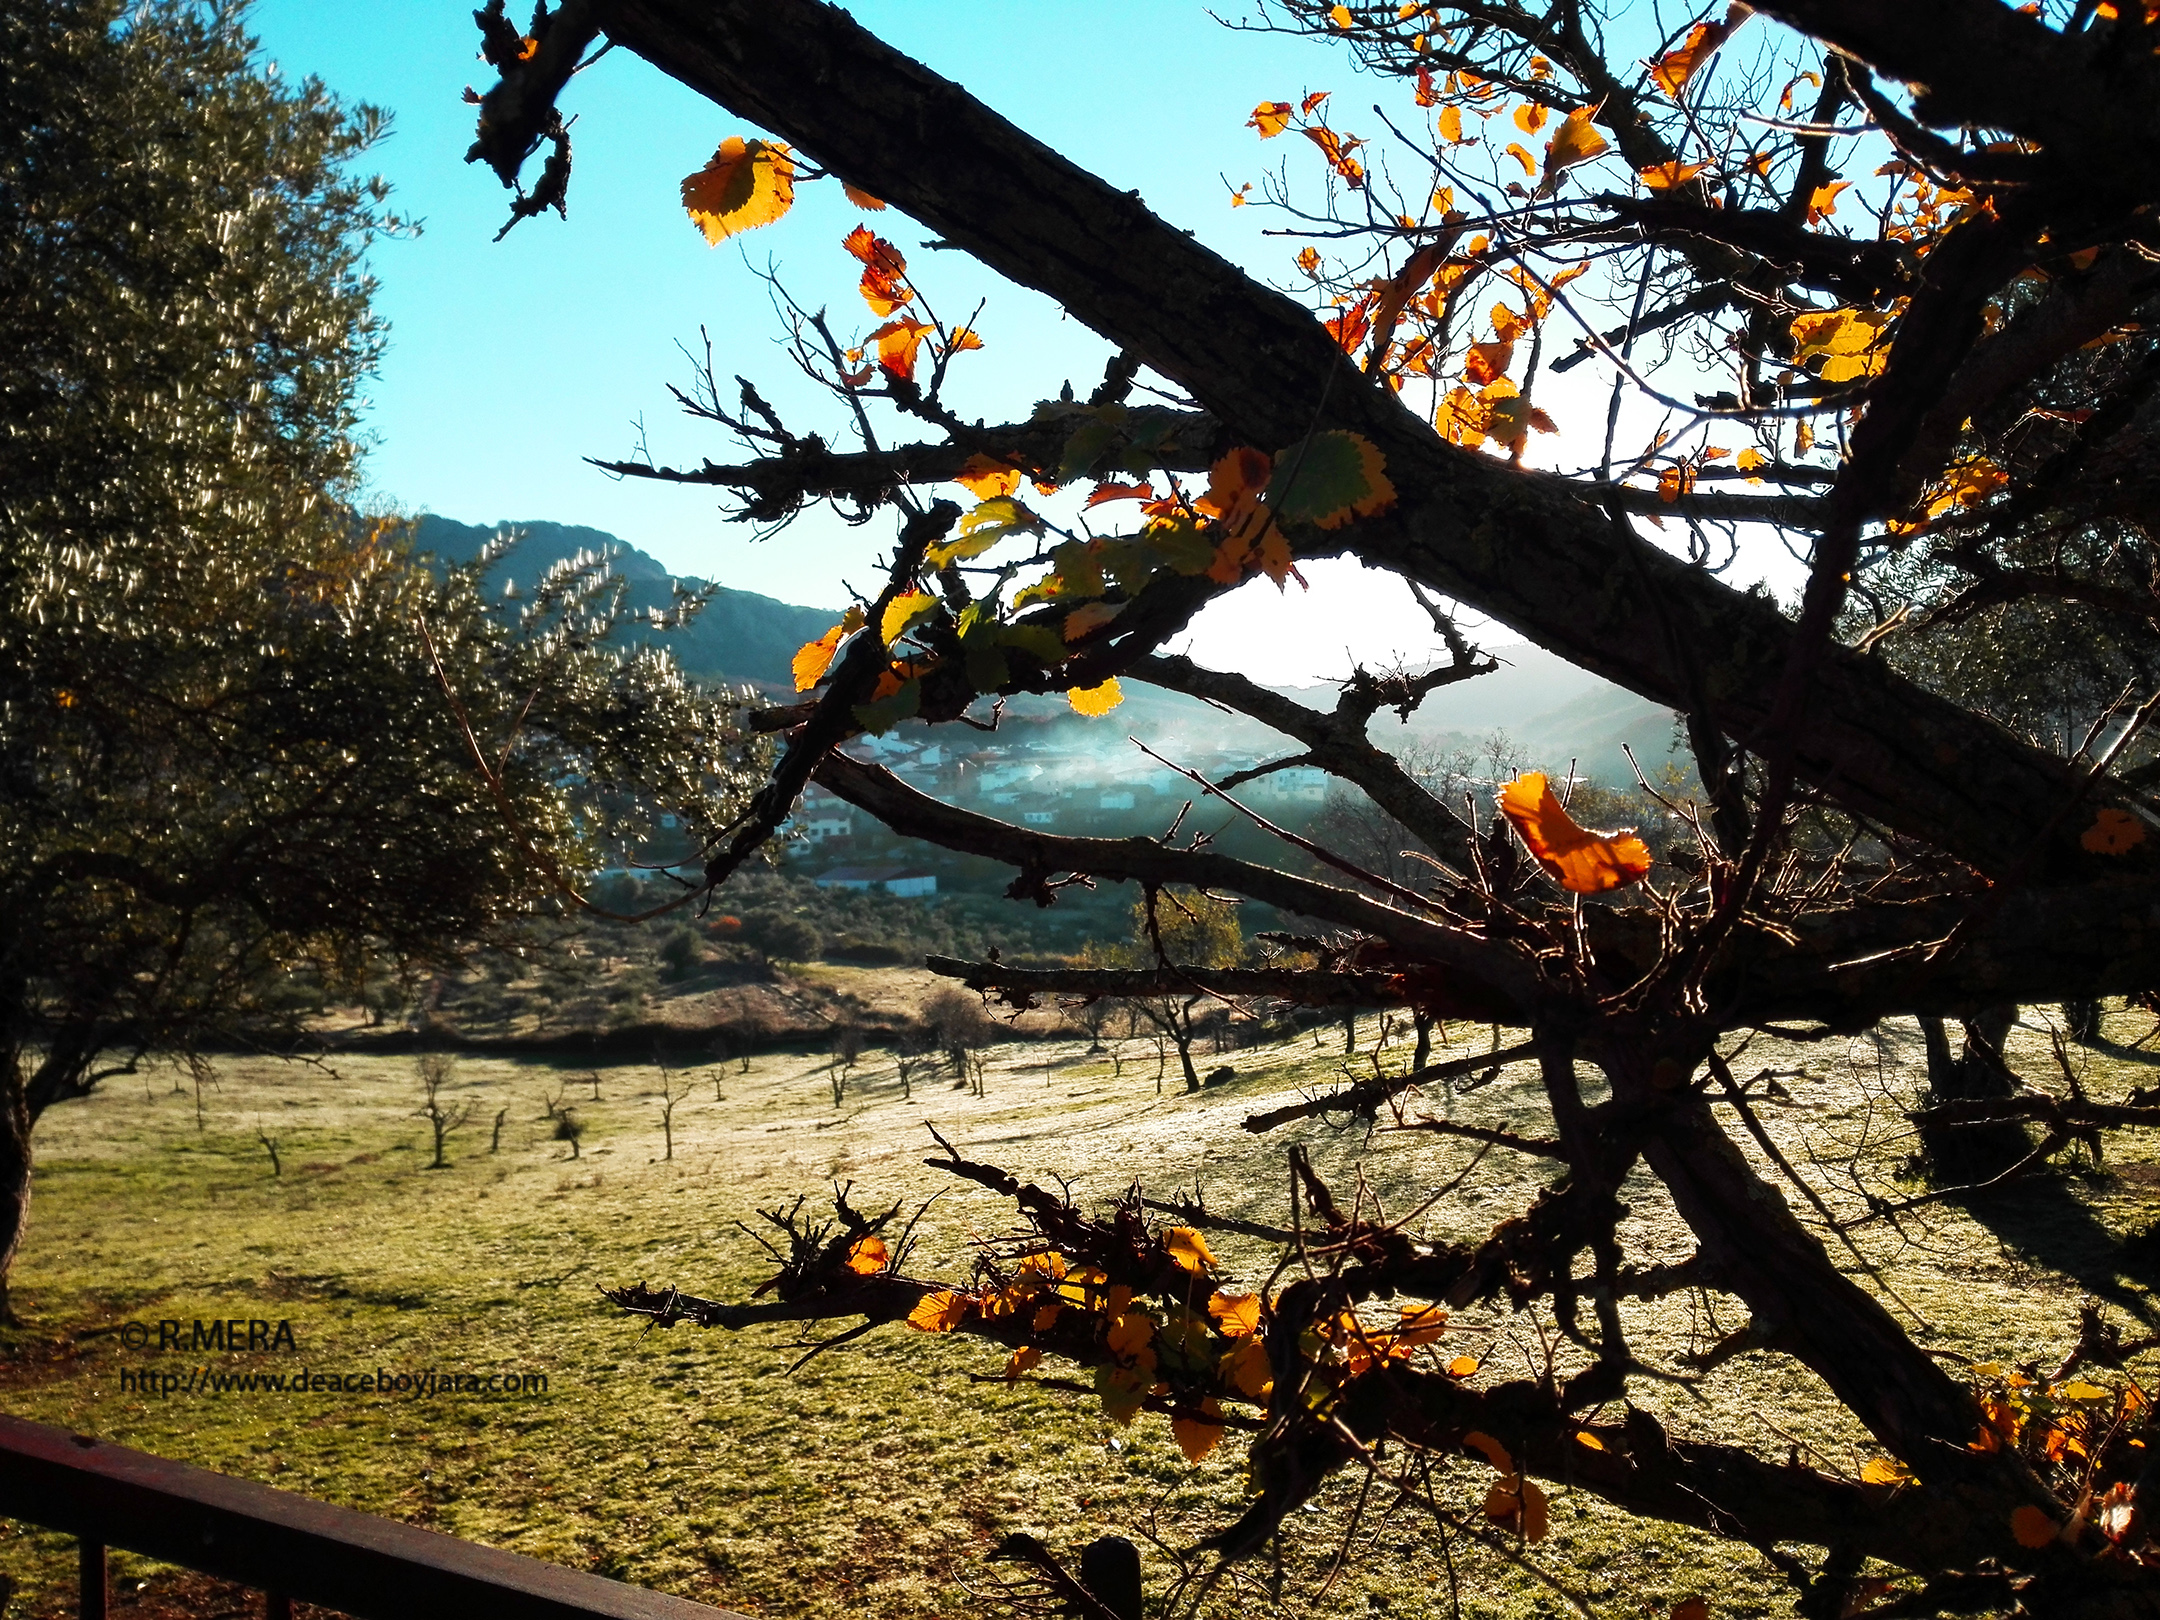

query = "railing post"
[78,1537,105,1620]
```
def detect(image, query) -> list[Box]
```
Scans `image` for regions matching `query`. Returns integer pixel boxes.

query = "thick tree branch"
[586,0,2155,881]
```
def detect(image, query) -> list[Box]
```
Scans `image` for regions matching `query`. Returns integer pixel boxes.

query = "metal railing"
[0,1414,745,1620]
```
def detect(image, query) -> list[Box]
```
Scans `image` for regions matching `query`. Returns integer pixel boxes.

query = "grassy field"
[4,1002,2160,1620]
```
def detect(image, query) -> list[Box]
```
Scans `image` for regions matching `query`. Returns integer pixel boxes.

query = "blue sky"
[244,2,1732,685]
[242,2,1510,682]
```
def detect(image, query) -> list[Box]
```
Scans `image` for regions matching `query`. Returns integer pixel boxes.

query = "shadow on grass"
[1955,1173,2160,1329]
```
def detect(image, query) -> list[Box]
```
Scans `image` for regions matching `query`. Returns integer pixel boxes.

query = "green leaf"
[1057,405,1127,482]
[1268,429,1397,531]
[964,643,1010,690]
[999,623,1070,666]
[1143,520,1217,576]
[928,497,1040,567]
[852,678,921,734]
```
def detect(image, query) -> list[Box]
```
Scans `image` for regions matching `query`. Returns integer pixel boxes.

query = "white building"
[814,864,938,898]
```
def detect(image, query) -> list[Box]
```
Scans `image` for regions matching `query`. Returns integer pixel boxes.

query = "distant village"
[779,718,1332,899]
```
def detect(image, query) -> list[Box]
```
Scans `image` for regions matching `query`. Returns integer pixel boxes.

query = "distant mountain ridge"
[413,515,838,690]
[412,514,1679,783]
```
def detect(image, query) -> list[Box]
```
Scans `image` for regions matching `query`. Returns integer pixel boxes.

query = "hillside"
[413,515,839,690]
[411,514,1679,787]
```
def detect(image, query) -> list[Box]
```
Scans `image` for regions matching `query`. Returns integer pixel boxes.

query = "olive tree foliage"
[473,0,2160,1612]
[0,0,761,1321]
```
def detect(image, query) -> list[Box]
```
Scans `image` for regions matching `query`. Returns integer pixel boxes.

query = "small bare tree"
[254,1122,280,1179]
[554,1107,583,1159]
[656,1060,694,1161]
[828,1025,866,1106]
[490,1106,508,1154]
[892,1028,936,1101]
[415,1053,476,1171]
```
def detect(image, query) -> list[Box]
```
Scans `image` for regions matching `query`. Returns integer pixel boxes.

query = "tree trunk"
[0,1053,32,1326]
[1920,1005,2031,1183]
[2064,998,2103,1043]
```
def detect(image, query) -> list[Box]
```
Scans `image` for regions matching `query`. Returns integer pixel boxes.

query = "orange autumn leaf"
[845,1235,889,1274]
[1062,601,1124,642]
[1639,160,1710,190]
[1463,1429,1514,1472]
[1197,445,1272,524]
[954,455,1023,499]
[1807,180,1851,224]
[2011,1504,2059,1549]
[1540,106,1610,193]
[1068,678,1124,718]
[1446,1354,1481,1377]
[2084,807,2147,855]
[1513,101,1549,134]
[906,1289,972,1332]
[840,181,886,210]
[1172,1401,1225,1464]
[682,137,797,245]
[1658,462,1697,503]
[1497,771,1655,894]
[1003,1344,1042,1379]
[1303,125,1367,187]
[947,327,984,354]
[845,225,913,315]
[1250,100,1294,137]
[1464,339,1514,385]
[1653,10,1744,98]
[1209,1290,1262,1337]
[869,315,934,381]
[1437,105,1466,144]
[1222,1336,1274,1398]
[1084,480,1157,508]
[789,604,864,692]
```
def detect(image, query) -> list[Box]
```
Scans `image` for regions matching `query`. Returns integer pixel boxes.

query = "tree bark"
[0,1053,29,1326]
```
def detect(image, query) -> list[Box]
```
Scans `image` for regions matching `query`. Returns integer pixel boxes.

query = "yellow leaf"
[1209,1291,1262,1337]
[880,589,937,647]
[1575,1429,1604,1450]
[1438,105,1465,145]
[1737,447,1768,484]
[682,137,797,245]
[1396,1304,1449,1347]
[1004,1344,1041,1379]
[1068,677,1124,717]
[1250,100,1294,138]
[845,1235,889,1275]
[2059,1379,2116,1400]
[1860,1456,1914,1486]
[1106,1310,1155,1359]
[1540,106,1609,193]
[2011,1504,2059,1548]
[1504,142,1537,177]
[1513,102,1549,133]
[1172,1402,1225,1464]
[1328,3,1355,25]
[1165,1227,1217,1273]
[954,455,1022,499]
[906,1290,972,1332]
[1446,1354,1481,1378]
